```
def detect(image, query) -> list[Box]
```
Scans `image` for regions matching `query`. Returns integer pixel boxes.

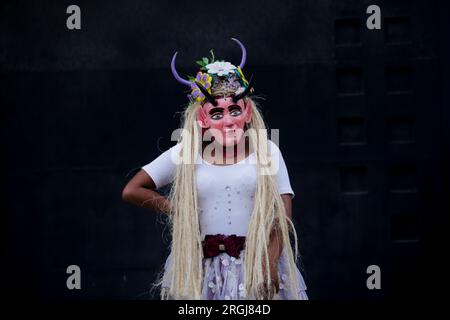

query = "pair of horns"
[171,38,252,104]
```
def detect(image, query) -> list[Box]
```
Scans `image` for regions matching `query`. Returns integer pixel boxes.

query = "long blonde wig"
[162,97,300,300]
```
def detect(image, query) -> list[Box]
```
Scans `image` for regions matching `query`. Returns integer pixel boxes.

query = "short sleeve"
[141,144,180,189]
[269,140,295,198]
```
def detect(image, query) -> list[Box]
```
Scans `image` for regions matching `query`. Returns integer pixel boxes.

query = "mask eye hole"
[209,107,224,120]
[228,105,242,117]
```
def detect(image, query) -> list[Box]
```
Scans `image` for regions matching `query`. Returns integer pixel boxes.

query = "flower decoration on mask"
[206,61,236,76]
[189,72,212,102]
[236,67,254,94]
[171,38,255,105]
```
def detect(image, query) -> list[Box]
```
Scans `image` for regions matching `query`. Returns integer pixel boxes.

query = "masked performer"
[122,38,308,300]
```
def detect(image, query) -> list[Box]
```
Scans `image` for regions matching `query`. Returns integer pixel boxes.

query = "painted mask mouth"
[225,129,236,135]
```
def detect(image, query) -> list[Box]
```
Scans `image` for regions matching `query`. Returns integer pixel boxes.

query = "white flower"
[238,283,247,298]
[206,61,237,76]
[222,258,230,266]
[234,87,245,95]
[208,281,216,293]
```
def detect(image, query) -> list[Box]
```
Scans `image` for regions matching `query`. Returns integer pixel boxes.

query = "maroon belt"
[202,234,246,258]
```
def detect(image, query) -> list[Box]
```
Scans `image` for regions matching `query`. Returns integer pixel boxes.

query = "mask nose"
[223,114,235,127]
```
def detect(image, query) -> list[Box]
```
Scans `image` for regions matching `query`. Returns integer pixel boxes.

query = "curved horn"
[231,38,246,69]
[232,77,253,103]
[171,52,192,87]
[195,81,218,106]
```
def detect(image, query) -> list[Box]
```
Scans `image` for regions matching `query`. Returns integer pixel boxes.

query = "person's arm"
[281,193,293,220]
[122,169,171,214]
[268,194,292,259]
[265,194,293,295]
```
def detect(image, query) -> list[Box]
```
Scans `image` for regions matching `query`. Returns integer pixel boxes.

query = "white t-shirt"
[142,140,294,238]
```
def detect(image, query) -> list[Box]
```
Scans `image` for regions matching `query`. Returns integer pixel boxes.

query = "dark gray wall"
[1,0,448,299]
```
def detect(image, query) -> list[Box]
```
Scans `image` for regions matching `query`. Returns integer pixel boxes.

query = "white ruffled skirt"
[161,249,308,300]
